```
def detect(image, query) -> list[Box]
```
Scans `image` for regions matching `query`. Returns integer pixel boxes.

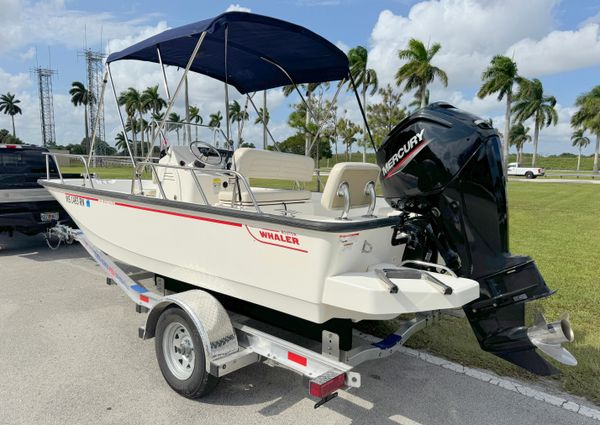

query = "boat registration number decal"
[65,193,94,208]
[245,226,307,253]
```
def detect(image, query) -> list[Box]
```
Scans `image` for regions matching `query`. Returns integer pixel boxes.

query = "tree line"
[2,37,599,174]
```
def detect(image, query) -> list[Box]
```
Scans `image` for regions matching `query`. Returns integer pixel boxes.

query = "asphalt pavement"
[0,234,597,425]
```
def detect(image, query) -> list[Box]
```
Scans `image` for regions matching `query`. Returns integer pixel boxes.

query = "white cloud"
[19,46,36,60]
[225,4,251,13]
[508,24,600,77]
[0,67,31,92]
[369,1,556,90]
[0,0,159,53]
[335,41,349,53]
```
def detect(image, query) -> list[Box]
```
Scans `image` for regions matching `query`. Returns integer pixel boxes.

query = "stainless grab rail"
[42,152,94,189]
[376,266,454,295]
[42,152,263,214]
[136,161,262,214]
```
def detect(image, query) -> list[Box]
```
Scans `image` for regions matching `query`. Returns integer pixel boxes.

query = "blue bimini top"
[106,12,349,94]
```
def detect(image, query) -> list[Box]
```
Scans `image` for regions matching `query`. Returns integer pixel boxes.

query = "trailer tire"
[525,171,534,179]
[155,307,219,399]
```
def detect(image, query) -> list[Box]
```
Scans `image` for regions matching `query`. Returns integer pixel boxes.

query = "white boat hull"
[44,181,479,323]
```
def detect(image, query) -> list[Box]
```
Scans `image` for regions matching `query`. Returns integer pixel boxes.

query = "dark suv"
[0,144,73,236]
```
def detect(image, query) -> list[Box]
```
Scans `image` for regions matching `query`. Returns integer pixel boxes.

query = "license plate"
[41,212,59,222]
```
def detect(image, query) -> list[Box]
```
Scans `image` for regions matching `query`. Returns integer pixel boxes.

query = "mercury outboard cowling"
[376,102,575,375]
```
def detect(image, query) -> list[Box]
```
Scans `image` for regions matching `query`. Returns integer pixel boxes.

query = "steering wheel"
[189,141,222,167]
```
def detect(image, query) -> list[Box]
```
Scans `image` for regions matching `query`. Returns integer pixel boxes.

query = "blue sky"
[1,0,600,155]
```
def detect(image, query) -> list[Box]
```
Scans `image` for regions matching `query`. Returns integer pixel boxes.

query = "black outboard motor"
[376,102,575,375]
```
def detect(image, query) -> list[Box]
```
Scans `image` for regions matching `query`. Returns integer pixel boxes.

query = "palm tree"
[228,100,249,147]
[254,107,270,126]
[509,123,531,164]
[209,111,223,128]
[337,117,362,161]
[118,89,140,157]
[395,38,448,108]
[348,46,378,162]
[167,112,183,144]
[570,129,590,171]
[142,85,166,146]
[571,85,600,174]
[477,56,520,167]
[254,106,270,149]
[115,132,131,154]
[408,89,429,112]
[0,93,22,138]
[283,82,321,155]
[188,106,203,141]
[69,82,95,148]
[512,78,558,167]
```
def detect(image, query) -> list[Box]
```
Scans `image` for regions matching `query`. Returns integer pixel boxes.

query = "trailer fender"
[143,290,239,365]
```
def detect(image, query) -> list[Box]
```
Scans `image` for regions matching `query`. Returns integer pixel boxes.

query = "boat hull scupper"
[43,181,480,324]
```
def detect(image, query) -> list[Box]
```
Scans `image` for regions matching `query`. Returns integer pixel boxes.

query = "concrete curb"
[397,346,600,422]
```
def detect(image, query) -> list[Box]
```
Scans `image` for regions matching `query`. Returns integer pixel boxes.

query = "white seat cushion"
[219,187,311,205]
[233,148,314,181]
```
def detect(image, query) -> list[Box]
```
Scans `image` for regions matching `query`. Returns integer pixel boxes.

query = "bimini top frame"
[89,12,375,177]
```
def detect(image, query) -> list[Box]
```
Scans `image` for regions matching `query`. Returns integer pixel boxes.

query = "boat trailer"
[48,224,438,407]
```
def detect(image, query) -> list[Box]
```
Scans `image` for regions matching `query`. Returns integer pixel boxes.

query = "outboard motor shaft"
[376,102,576,375]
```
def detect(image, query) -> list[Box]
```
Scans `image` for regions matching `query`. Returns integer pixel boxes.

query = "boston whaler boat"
[41,12,576,403]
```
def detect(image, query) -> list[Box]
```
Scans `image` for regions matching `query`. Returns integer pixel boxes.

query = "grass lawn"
[59,164,600,402]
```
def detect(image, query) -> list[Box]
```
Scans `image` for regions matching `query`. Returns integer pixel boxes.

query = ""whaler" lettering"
[258,230,300,245]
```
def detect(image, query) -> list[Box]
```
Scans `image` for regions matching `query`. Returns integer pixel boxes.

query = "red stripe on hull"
[114,201,242,227]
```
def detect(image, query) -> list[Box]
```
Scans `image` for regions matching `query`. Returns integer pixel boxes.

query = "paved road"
[0,234,596,425]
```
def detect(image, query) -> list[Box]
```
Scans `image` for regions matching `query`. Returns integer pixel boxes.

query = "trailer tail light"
[309,371,346,398]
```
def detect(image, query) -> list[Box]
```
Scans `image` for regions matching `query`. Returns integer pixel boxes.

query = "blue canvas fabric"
[106,12,349,94]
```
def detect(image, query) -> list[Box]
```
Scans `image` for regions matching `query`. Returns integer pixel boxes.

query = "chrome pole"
[349,73,376,150]
[107,63,136,167]
[224,25,231,145]
[246,93,279,151]
[263,90,267,149]
[157,46,171,98]
[87,69,109,168]
[307,78,345,154]
[150,31,207,151]
[260,56,320,125]
[185,74,191,144]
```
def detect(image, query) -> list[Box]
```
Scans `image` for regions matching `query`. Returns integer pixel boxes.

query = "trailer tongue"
[376,102,576,375]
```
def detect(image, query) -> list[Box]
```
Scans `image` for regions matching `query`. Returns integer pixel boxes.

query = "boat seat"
[321,162,380,218]
[218,148,314,206]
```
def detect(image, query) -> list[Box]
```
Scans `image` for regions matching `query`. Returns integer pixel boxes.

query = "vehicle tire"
[155,307,219,399]
[525,171,534,179]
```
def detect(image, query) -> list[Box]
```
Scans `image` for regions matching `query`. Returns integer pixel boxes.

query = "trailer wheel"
[155,307,219,399]
[525,171,534,179]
